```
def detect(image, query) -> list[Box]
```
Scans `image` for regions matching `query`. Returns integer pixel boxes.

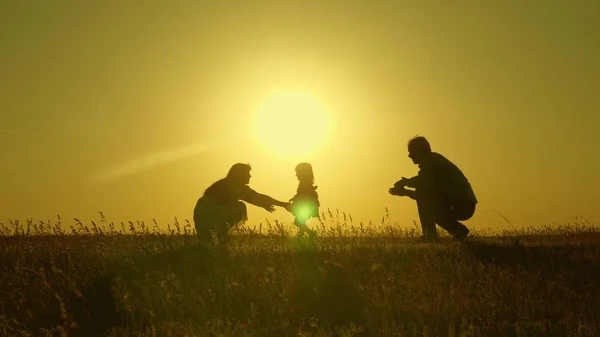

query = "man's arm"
[396,176,417,188]
[402,188,417,200]
[402,165,437,191]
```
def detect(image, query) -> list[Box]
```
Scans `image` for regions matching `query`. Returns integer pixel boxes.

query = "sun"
[252,90,331,159]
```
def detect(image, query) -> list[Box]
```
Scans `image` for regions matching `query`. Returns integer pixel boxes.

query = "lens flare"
[90,142,210,183]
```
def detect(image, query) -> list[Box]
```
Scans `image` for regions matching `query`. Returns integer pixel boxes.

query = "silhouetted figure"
[193,163,290,245]
[389,136,477,241]
[289,163,320,238]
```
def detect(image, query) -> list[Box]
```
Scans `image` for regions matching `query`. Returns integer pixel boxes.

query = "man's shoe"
[454,227,470,241]
[419,235,439,243]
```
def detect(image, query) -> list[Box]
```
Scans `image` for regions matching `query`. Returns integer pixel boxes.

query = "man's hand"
[389,187,408,196]
[389,177,410,196]
[393,177,410,189]
[389,186,416,200]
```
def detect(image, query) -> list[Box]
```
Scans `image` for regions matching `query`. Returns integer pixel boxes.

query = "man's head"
[227,163,252,185]
[407,135,432,164]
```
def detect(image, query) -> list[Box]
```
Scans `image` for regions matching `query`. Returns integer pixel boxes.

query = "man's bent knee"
[454,202,476,221]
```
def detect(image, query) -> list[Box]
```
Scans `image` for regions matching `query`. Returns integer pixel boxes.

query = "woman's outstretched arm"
[242,187,290,211]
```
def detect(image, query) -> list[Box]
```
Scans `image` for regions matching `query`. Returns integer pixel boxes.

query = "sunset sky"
[1,1,599,230]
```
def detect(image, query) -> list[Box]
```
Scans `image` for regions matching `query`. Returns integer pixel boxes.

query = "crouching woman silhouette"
[193,163,290,245]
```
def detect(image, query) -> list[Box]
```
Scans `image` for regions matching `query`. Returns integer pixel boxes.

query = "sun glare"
[252,90,331,159]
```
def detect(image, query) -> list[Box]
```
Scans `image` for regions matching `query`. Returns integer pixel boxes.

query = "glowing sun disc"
[252,90,331,158]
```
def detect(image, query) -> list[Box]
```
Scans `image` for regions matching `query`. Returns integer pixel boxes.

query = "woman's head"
[295,162,314,183]
[227,163,252,185]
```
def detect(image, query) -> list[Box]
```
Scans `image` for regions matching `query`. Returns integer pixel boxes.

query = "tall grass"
[1,210,599,336]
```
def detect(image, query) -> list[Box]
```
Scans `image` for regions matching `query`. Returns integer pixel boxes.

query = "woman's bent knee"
[232,201,248,219]
[233,201,246,211]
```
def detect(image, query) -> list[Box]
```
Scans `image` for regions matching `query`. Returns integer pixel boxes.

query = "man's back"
[418,152,478,204]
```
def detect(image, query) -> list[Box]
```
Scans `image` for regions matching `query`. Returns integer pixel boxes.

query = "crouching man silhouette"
[389,136,478,242]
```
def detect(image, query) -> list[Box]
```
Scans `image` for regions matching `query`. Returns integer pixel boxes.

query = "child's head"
[295,162,314,183]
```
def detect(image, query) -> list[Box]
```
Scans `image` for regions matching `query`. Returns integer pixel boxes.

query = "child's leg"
[294,217,316,237]
[295,217,314,236]
[294,217,308,231]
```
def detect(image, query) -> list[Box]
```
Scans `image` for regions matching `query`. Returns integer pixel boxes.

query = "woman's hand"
[263,204,276,213]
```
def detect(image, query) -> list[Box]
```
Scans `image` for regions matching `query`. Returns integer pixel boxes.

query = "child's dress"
[289,182,320,223]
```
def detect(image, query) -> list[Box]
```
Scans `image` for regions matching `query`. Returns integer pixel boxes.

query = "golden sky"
[1,1,599,230]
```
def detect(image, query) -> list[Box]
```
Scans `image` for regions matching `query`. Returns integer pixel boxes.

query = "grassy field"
[1,211,599,336]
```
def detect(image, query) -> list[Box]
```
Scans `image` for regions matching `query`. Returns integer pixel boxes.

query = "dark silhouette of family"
[193,136,477,245]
